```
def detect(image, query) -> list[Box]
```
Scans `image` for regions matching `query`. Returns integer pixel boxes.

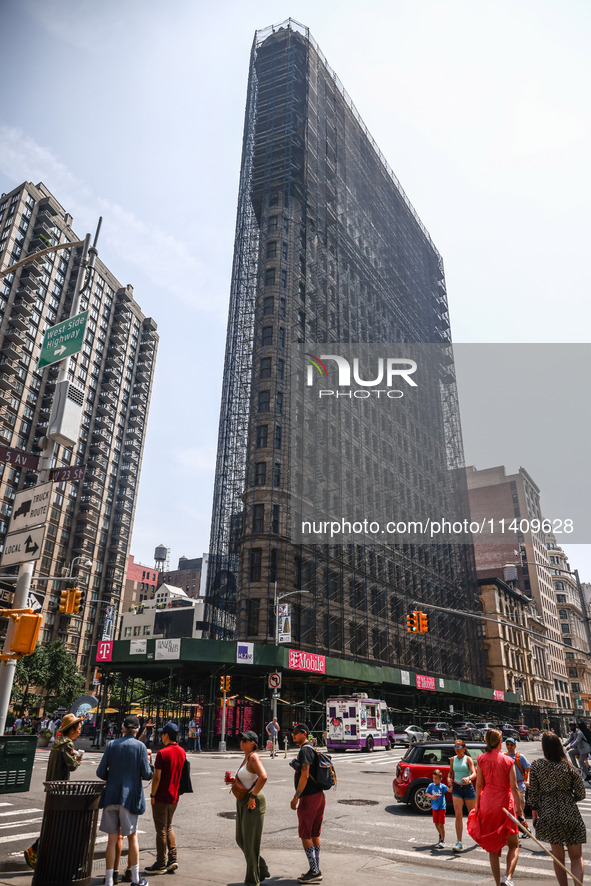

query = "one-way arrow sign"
[0,525,45,567]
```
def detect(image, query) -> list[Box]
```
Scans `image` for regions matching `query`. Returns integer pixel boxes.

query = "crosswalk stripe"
[0,818,42,830]
[0,832,39,845]
[0,809,41,817]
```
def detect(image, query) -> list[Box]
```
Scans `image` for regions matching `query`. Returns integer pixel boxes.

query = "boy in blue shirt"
[425,769,447,847]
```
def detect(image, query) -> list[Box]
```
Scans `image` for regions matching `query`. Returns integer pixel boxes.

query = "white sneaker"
[501,877,515,886]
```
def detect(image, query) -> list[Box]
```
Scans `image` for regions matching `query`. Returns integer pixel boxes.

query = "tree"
[13,645,50,713]
[12,642,84,713]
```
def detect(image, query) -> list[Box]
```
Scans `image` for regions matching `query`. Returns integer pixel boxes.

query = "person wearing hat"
[96,714,152,886]
[290,723,325,884]
[145,722,185,875]
[228,730,269,886]
[505,738,531,838]
[23,713,84,868]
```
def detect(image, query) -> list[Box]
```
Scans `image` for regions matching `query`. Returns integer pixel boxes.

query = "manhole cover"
[337,799,379,806]
[218,811,237,819]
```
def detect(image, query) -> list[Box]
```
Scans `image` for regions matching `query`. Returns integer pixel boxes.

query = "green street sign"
[38,310,89,368]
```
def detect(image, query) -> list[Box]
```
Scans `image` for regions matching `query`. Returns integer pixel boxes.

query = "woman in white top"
[229,730,269,886]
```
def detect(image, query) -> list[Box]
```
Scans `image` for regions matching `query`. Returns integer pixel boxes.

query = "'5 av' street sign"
[38,310,89,369]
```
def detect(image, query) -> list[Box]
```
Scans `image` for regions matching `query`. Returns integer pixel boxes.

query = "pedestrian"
[425,769,447,848]
[467,728,524,886]
[266,716,280,757]
[23,713,84,869]
[290,723,324,884]
[188,716,197,752]
[96,714,152,886]
[145,722,185,875]
[528,731,586,886]
[48,716,57,745]
[13,715,22,732]
[228,730,269,886]
[505,738,531,837]
[447,737,477,852]
[566,723,591,779]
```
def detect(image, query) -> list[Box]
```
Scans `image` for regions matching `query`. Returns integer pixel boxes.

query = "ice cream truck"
[326,694,394,752]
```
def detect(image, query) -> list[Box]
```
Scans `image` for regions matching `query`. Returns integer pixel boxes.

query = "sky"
[0,0,589,579]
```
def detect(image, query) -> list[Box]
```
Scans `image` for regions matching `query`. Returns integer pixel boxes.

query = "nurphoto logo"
[305,352,417,398]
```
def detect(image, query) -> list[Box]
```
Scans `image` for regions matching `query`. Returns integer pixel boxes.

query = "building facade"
[546,537,591,712]
[119,554,160,618]
[0,181,157,679]
[118,584,205,642]
[466,465,568,716]
[207,20,486,686]
[160,555,203,598]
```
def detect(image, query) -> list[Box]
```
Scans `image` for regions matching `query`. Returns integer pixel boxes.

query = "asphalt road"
[0,739,588,883]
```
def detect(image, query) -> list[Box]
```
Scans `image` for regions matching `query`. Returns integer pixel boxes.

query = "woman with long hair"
[467,728,524,886]
[447,738,477,852]
[529,731,586,886]
[228,731,269,886]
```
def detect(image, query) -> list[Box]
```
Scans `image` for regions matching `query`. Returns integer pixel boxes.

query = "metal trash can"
[0,734,38,794]
[32,780,104,886]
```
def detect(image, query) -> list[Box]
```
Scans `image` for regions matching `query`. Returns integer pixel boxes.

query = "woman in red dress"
[467,728,525,886]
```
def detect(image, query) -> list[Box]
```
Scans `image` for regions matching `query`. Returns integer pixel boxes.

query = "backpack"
[311,748,337,790]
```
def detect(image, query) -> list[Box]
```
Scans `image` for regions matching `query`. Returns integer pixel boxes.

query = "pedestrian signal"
[9,613,42,657]
[406,611,419,633]
[418,612,429,633]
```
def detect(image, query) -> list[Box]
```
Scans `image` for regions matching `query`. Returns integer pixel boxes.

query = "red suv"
[513,724,533,741]
[393,741,485,813]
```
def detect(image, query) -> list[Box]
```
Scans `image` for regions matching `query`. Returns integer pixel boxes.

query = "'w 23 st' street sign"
[38,310,89,368]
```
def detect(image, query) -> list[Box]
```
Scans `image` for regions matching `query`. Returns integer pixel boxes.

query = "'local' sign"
[0,526,45,567]
[38,310,89,368]
[9,482,52,533]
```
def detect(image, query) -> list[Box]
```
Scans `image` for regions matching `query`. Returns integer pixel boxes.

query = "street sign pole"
[0,229,96,736]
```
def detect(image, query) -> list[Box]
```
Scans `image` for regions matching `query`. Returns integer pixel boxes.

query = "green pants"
[235,793,269,886]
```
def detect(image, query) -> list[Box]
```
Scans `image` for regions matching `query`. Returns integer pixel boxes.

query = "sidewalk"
[0,846,558,886]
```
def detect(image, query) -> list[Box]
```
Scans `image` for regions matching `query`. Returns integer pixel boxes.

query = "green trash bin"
[0,734,37,793]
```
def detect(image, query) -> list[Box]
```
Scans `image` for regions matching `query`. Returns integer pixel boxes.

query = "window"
[253,504,264,533]
[260,357,272,379]
[258,390,270,412]
[561,623,570,633]
[267,216,278,232]
[249,549,262,582]
[273,462,281,486]
[274,425,281,449]
[263,296,274,315]
[269,548,277,582]
[265,268,276,286]
[267,241,277,259]
[555,582,564,590]
[271,504,279,534]
[556,594,566,603]
[262,326,273,346]
[275,391,283,413]
[254,462,266,485]
[277,359,284,380]
[256,425,268,448]
[247,598,260,634]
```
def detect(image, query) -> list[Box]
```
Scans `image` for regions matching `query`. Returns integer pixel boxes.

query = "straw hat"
[60,713,83,734]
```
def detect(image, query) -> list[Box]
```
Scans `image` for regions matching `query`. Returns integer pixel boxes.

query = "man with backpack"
[505,738,531,838]
[290,723,325,884]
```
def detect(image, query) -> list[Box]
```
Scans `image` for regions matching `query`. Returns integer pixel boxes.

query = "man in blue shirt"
[505,738,531,838]
[97,715,153,886]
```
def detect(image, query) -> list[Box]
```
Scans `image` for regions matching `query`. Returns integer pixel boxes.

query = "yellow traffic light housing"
[406,611,419,633]
[59,589,70,613]
[418,612,429,633]
[9,613,42,657]
[71,588,83,613]
[220,675,231,692]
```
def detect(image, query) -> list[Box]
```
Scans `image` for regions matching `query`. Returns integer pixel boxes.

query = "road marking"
[0,817,42,830]
[0,832,40,845]
[0,809,42,817]
[329,839,554,876]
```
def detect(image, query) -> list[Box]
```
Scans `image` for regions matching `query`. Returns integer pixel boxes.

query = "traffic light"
[418,612,429,633]
[71,588,84,613]
[59,589,70,614]
[220,675,231,692]
[406,611,418,633]
[9,613,42,657]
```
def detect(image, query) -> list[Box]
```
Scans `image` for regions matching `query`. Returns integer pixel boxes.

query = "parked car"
[453,722,483,741]
[473,721,499,735]
[393,741,486,813]
[500,723,520,742]
[392,724,429,746]
[512,724,533,741]
[423,721,456,741]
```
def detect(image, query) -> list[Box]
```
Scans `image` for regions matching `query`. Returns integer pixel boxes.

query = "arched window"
[555,581,564,590]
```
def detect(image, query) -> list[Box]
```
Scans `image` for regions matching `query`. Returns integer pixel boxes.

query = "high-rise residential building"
[466,464,568,716]
[0,181,157,680]
[207,20,486,686]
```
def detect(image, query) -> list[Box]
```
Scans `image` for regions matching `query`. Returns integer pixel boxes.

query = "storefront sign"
[130,639,147,655]
[288,649,325,673]
[400,670,411,685]
[416,674,436,691]
[96,640,113,662]
[237,641,254,664]
[155,638,181,660]
[493,689,505,701]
